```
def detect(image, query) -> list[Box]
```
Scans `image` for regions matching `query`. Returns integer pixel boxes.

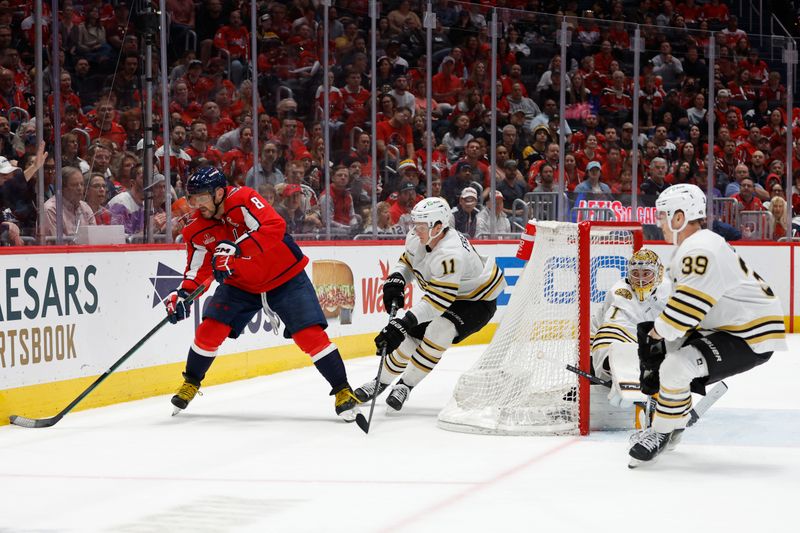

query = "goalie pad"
[608,343,648,408]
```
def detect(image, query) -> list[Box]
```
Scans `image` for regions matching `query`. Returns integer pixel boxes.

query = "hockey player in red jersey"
[164,167,361,420]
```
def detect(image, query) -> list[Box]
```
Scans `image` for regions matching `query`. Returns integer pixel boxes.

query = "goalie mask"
[411,197,452,245]
[627,248,663,302]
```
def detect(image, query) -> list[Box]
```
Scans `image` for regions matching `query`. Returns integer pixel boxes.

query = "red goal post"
[577,221,643,435]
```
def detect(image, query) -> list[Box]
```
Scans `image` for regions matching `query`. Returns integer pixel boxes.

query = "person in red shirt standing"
[85,96,127,150]
[184,120,224,168]
[431,56,462,109]
[213,9,249,85]
[165,167,362,422]
[376,107,415,161]
[221,125,254,184]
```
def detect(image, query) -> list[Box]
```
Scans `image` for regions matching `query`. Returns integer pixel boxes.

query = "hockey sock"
[382,347,410,382]
[185,348,215,383]
[186,318,231,382]
[293,326,349,391]
[402,335,448,388]
[652,385,692,434]
[401,317,455,388]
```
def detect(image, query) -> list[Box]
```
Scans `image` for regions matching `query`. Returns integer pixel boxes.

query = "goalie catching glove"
[375,312,417,354]
[636,321,666,395]
[212,240,241,283]
[165,289,192,324]
[382,273,406,314]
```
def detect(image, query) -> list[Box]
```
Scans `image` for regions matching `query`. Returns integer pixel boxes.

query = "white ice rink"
[2,337,799,533]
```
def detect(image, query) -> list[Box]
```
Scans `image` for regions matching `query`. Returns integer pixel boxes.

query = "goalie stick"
[356,303,399,434]
[561,363,728,427]
[9,277,213,429]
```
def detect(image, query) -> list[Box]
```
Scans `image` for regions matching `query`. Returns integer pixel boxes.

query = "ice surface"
[1,337,799,532]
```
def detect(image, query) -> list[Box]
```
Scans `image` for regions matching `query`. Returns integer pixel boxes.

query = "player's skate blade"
[354,379,389,402]
[334,385,361,423]
[385,382,411,412]
[628,429,671,468]
[171,373,202,416]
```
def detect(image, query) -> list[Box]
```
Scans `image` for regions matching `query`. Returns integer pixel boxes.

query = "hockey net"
[438,221,642,436]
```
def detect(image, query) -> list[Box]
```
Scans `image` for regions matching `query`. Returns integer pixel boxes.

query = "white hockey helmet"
[655,183,706,223]
[411,197,451,244]
[627,248,663,302]
[655,184,706,241]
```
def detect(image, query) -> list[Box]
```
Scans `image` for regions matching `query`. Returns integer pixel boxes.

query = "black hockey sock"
[313,348,349,393]
[185,348,215,383]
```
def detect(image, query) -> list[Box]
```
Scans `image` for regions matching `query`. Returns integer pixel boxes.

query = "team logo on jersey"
[615,288,633,300]
[203,233,215,245]
[225,217,239,227]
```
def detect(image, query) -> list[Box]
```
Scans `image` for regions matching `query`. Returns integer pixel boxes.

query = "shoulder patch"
[615,288,633,300]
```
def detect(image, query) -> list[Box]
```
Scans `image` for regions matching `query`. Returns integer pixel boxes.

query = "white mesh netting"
[437,221,634,435]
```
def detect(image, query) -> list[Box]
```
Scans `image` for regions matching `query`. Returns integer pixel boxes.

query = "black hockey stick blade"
[355,412,369,433]
[9,414,62,428]
[566,364,611,387]
[8,277,212,428]
[358,303,399,434]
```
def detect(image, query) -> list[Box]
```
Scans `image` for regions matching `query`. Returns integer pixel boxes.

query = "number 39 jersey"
[393,228,506,324]
[655,229,786,353]
[179,186,308,295]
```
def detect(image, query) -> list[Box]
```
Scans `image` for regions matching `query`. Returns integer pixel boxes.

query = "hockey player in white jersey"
[591,248,671,409]
[629,183,786,467]
[355,197,506,411]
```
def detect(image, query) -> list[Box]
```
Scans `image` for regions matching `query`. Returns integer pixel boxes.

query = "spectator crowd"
[0,0,797,244]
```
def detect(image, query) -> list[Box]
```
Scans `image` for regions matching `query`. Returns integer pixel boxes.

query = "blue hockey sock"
[185,348,215,383]
[312,345,349,393]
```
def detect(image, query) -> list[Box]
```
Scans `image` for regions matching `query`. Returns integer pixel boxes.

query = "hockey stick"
[356,303,399,434]
[562,364,728,427]
[9,277,213,428]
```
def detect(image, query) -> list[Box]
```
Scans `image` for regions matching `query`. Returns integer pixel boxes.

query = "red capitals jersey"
[179,186,308,295]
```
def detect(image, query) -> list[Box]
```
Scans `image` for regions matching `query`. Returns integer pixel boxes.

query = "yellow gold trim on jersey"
[421,294,447,311]
[427,279,459,290]
[743,332,787,345]
[462,265,502,300]
[597,323,636,341]
[674,285,717,307]
[425,283,457,303]
[592,331,633,345]
[591,342,613,352]
[715,316,785,333]
[399,253,413,269]
[660,309,694,331]
[667,298,707,322]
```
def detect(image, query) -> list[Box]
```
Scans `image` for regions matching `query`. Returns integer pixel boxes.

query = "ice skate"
[334,385,361,422]
[171,373,202,415]
[354,378,389,402]
[386,381,411,412]
[628,428,673,468]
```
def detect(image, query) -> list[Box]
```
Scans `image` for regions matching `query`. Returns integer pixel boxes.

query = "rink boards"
[0,240,795,424]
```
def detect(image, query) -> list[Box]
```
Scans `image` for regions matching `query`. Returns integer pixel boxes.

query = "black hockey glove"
[637,321,666,396]
[382,273,406,313]
[212,240,242,283]
[165,289,192,324]
[375,312,417,354]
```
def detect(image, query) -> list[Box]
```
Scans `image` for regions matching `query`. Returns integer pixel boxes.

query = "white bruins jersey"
[591,277,672,353]
[393,228,506,324]
[655,229,787,353]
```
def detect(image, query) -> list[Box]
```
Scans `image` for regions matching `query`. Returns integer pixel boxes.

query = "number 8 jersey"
[655,228,787,353]
[393,228,507,324]
[179,186,309,294]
